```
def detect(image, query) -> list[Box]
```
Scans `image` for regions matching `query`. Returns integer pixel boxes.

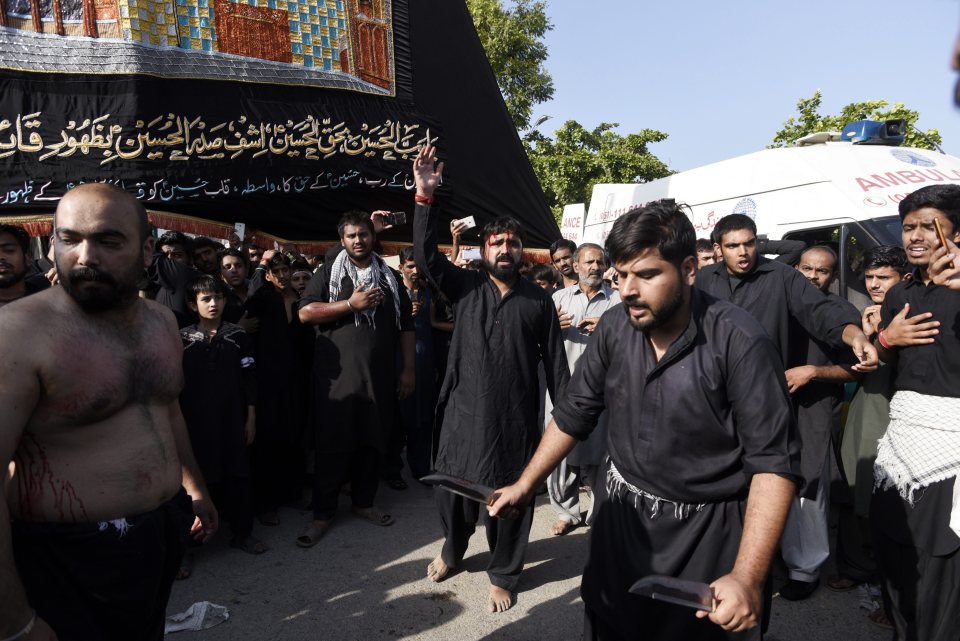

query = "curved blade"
[629,575,716,612]
[420,473,496,506]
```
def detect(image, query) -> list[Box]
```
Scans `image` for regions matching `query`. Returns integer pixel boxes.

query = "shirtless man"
[1,183,217,641]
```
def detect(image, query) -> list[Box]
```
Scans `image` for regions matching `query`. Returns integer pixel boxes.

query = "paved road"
[168,482,889,640]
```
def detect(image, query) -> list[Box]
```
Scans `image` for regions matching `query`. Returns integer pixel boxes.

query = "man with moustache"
[190,237,222,277]
[412,145,569,613]
[297,211,415,546]
[776,246,858,600]
[547,242,619,536]
[871,184,960,641]
[0,224,48,309]
[489,201,800,640]
[550,239,579,289]
[0,183,217,641]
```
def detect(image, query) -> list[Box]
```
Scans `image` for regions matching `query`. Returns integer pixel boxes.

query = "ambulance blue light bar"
[841,119,907,146]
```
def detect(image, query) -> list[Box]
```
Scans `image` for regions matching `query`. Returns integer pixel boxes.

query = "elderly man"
[490,200,801,640]
[548,242,619,535]
[1,183,216,641]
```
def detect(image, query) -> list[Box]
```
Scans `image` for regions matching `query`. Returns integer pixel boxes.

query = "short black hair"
[191,236,222,254]
[337,211,375,238]
[290,259,312,274]
[528,263,557,285]
[711,214,757,245]
[481,217,526,246]
[549,238,576,259]
[862,245,908,275]
[695,238,714,253]
[898,184,960,232]
[188,274,227,300]
[0,224,30,254]
[158,230,192,252]
[266,252,291,270]
[220,247,249,271]
[605,200,696,269]
[399,246,415,263]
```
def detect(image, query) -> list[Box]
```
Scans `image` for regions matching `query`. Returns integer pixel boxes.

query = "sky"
[530,0,960,172]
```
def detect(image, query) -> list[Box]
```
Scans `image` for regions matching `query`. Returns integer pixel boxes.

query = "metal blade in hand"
[420,473,497,505]
[629,575,716,612]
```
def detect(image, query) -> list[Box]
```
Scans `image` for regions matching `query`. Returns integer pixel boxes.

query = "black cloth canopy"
[0,0,558,247]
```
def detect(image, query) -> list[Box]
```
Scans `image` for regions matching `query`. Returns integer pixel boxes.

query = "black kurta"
[553,290,800,641]
[697,257,859,368]
[179,322,256,484]
[299,249,414,454]
[413,203,569,487]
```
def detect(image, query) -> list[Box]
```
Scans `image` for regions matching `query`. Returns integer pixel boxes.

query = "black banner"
[0,0,558,246]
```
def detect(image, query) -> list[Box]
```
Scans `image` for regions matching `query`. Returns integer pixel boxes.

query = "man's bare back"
[3,288,185,522]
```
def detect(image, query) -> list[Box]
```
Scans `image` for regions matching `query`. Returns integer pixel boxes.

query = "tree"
[466,0,554,131]
[525,121,672,221]
[771,90,942,150]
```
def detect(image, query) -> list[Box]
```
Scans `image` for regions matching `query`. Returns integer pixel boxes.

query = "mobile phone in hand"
[934,217,955,269]
[457,215,477,230]
[384,211,407,226]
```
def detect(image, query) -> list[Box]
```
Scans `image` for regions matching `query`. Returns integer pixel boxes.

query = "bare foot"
[427,556,451,582]
[550,519,577,536]
[488,585,514,612]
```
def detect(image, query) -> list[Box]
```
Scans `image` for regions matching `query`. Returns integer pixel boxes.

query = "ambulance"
[572,120,960,307]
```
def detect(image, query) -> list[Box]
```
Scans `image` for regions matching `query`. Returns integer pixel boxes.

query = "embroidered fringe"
[606,461,704,520]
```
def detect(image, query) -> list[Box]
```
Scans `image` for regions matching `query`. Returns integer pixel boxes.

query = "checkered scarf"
[874,390,960,536]
[328,249,401,330]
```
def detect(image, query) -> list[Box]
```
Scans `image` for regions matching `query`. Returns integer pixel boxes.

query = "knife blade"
[420,473,497,506]
[629,575,716,612]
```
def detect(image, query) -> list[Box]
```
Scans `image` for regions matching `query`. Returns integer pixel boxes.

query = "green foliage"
[465,0,554,131]
[525,121,672,222]
[771,90,942,150]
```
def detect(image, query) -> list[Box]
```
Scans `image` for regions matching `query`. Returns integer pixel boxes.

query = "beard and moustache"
[57,258,143,313]
[0,263,26,289]
[483,252,520,281]
[621,278,685,331]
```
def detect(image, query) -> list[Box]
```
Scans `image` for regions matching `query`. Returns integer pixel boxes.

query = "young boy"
[179,275,266,573]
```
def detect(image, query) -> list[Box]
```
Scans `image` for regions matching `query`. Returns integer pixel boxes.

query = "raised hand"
[413,144,444,197]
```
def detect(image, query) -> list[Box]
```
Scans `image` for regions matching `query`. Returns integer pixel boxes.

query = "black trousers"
[12,489,192,641]
[434,488,535,591]
[312,447,381,520]
[209,478,254,540]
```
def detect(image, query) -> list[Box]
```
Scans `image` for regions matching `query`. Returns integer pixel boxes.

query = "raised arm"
[412,145,466,299]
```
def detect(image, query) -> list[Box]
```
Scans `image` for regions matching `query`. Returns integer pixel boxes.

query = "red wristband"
[877,328,893,350]
[415,194,433,204]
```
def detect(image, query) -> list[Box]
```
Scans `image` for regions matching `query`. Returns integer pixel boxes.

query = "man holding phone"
[871,184,960,641]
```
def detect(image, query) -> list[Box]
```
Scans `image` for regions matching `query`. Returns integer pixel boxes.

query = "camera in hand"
[384,211,407,226]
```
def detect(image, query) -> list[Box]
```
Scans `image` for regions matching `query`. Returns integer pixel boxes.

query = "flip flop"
[351,507,395,526]
[231,535,269,555]
[296,520,331,548]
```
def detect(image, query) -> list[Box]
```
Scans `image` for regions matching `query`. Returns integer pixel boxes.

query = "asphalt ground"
[167,479,889,641]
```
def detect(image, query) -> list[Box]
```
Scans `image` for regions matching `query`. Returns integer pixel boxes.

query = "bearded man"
[411,145,569,613]
[0,183,216,641]
[0,224,48,309]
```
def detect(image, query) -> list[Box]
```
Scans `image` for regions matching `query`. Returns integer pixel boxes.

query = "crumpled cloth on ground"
[164,602,229,634]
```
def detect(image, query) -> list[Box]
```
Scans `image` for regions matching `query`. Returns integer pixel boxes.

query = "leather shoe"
[778,578,819,601]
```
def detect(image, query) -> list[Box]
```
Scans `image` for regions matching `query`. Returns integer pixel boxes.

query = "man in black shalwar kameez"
[297,211,415,546]
[411,146,569,613]
[490,201,807,641]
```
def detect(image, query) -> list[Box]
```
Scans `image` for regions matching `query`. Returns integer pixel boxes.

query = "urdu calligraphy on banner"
[0,112,435,165]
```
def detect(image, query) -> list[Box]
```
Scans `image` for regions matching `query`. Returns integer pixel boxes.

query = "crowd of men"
[1,147,959,641]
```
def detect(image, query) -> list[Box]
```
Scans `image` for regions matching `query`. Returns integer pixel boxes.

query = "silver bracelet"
[2,610,36,641]
[346,300,354,311]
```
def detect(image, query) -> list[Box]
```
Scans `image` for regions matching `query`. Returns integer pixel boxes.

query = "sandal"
[868,609,893,630]
[296,520,331,548]
[826,575,859,592]
[351,507,395,527]
[231,535,269,555]
[385,477,408,491]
